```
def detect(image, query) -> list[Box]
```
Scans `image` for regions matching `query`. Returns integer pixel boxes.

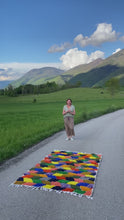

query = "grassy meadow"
[0,87,124,164]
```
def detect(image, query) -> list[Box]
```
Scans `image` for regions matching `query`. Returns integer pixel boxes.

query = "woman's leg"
[68,117,75,137]
[64,117,70,139]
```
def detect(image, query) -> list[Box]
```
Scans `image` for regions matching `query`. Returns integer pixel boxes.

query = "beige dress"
[63,105,75,137]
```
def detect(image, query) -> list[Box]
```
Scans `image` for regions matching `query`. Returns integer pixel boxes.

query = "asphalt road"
[0,109,124,220]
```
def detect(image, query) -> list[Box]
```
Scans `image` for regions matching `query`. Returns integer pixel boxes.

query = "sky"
[0,0,124,81]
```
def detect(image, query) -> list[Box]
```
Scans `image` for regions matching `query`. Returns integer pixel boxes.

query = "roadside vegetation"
[0,87,124,164]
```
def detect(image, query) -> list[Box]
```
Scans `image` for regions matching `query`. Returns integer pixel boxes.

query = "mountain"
[40,59,104,85]
[69,49,124,87]
[11,49,124,88]
[62,58,103,77]
[11,59,104,87]
[12,67,64,87]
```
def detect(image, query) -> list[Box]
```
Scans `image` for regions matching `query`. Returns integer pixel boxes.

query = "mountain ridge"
[69,49,124,87]
[62,58,103,76]
[11,49,124,88]
[12,67,64,87]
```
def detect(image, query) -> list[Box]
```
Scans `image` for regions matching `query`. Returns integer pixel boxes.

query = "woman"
[62,98,75,141]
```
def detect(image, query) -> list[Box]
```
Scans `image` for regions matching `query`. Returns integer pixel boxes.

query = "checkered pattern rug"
[12,150,102,198]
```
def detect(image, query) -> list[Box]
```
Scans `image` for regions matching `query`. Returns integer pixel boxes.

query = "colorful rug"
[13,150,102,198]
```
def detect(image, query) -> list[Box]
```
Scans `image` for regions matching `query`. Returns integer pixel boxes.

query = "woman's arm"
[62,109,75,115]
[62,109,69,115]
[71,109,75,115]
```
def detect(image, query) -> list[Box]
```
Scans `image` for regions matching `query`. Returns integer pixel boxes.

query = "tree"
[0,89,4,95]
[75,81,82,87]
[6,84,17,96]
[105,78,120,96]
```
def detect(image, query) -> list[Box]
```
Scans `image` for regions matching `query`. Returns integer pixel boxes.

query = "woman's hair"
[66,98,72,104]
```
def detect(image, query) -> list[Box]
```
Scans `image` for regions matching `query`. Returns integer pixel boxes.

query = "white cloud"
[112,48,121,54]
[60,48,88,69]
[119,36,124,41]
[60,48,104,69]
[74,34,89,47]
[0,62,63,81]
[0,75,12,81]
[90,23,118,45]
[74,23,118,47]
[88,50,105,62]
[48,42,71,53]
[48,23,119,54]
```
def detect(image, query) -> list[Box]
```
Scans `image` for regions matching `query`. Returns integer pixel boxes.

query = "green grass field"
[0,88,124,164]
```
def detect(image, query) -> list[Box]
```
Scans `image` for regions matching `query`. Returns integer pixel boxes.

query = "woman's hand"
[62,109,75,115]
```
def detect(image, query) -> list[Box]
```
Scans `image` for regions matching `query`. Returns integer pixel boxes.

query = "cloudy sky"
[0,0,124,81]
